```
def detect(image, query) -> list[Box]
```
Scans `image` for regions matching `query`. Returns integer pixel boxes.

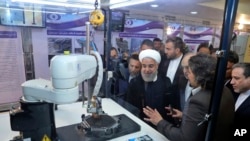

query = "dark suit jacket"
[156,87,234,141]
[158,56,187,110]
[232,95,250,141]
[125,74,173,120]
[118,68,130,95]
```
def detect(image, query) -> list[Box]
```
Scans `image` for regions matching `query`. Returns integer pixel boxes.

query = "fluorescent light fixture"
[11,0,96,9]
[190,11,198,14]
[52,0,68,2]
[238,23,244,30]
[110,0,155,9]
[150,4,158,8]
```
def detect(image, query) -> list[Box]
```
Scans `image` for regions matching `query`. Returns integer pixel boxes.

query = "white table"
[0,98,169,141]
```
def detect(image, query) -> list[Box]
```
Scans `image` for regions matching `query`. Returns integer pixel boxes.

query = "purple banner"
[119,33,157,38]
[46,15,89,29]
[184,28,214,39]
[124,21,164,32]
[184,39,209,44]
[0,31,17,38]
[47,30,86,36]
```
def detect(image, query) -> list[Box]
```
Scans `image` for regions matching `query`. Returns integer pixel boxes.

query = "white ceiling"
[120,0,250,26]
[1,0,250,27]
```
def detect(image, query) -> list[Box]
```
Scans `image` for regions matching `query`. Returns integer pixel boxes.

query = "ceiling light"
[238,23,244,30]
[52,0,68,2]
[190,11,198,14]
[150,4,158,8]
[110,0,155,9]
[11,0,96,9]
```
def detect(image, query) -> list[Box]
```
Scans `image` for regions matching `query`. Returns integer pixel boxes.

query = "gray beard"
[141,71,157,82]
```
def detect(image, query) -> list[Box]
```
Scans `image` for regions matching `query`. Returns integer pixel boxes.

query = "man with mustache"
[125,49,173,125]
[231,63,250,141]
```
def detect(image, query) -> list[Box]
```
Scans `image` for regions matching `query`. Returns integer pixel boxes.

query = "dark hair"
[228,50,239,64]
[110,47,118,53]
[140,39,154,49]
[129,53,139,63]
[188,54,217,89]
[153,38,161,42]
[165,36,185,53]
[232,63,250,78]
[197,42,211,54]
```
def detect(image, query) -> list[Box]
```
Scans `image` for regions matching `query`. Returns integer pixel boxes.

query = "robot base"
[56,114,140,141]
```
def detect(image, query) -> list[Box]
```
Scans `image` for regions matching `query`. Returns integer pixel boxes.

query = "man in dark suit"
[143,54,235,141]
[159,36,187,110]
[231,63,250,141]
[118,53,141,95]
[125,49,172,124]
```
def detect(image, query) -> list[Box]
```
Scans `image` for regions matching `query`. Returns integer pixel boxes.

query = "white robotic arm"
[22,54,97,104]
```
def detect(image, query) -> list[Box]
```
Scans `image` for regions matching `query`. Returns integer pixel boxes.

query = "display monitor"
[0,5,45,27]
[95,10,125,32]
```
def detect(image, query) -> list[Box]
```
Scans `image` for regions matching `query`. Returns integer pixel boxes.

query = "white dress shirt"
[166,54,183,83]
[185,82,193,101]
[235,90,250,111]
[191,86,202,96]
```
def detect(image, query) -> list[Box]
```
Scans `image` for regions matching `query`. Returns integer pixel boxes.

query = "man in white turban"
[125,49,174,127]
[139,49,161,82]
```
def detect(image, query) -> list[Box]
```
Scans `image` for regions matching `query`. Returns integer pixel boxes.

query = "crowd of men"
[108,37,250,141]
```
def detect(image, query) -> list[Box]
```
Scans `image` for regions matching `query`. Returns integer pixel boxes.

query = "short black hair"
[140,39,154,49]
[232,63,250,78]
[128,53,139,63]
[228,50,239,64]
[165,36,185,53]
[110,47,118,53]
[153,38,161,42]
[197,42,211,54]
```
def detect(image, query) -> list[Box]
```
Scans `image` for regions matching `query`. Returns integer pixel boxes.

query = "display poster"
[32,13,103,97]
[0,26,25,106]
[32,13,104,79]
[243,37,250,63]
[46,13,89,54]
[113,19,164,54]
[183,25,214,52]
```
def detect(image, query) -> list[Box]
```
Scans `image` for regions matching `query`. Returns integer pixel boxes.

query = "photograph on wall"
[116,37,129,53]
[48,37,72,55]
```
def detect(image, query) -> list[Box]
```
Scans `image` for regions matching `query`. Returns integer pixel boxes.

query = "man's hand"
[143,106,163,126]
[165,106,183,119]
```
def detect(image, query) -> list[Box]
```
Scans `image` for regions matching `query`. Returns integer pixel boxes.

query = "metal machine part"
[77,114,120,137]
[10,100,58,141]
[56,114,140,141]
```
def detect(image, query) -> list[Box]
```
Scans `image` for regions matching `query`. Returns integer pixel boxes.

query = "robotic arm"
[22,53,98,104]
[10,51,106,141]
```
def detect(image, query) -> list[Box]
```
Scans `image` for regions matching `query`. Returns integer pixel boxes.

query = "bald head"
[181,52,196,78]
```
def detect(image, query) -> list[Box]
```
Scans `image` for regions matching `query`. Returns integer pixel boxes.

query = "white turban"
[139,49,161,64]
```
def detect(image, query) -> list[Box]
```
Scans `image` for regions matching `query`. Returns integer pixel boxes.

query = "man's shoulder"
[129,75,143,84]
